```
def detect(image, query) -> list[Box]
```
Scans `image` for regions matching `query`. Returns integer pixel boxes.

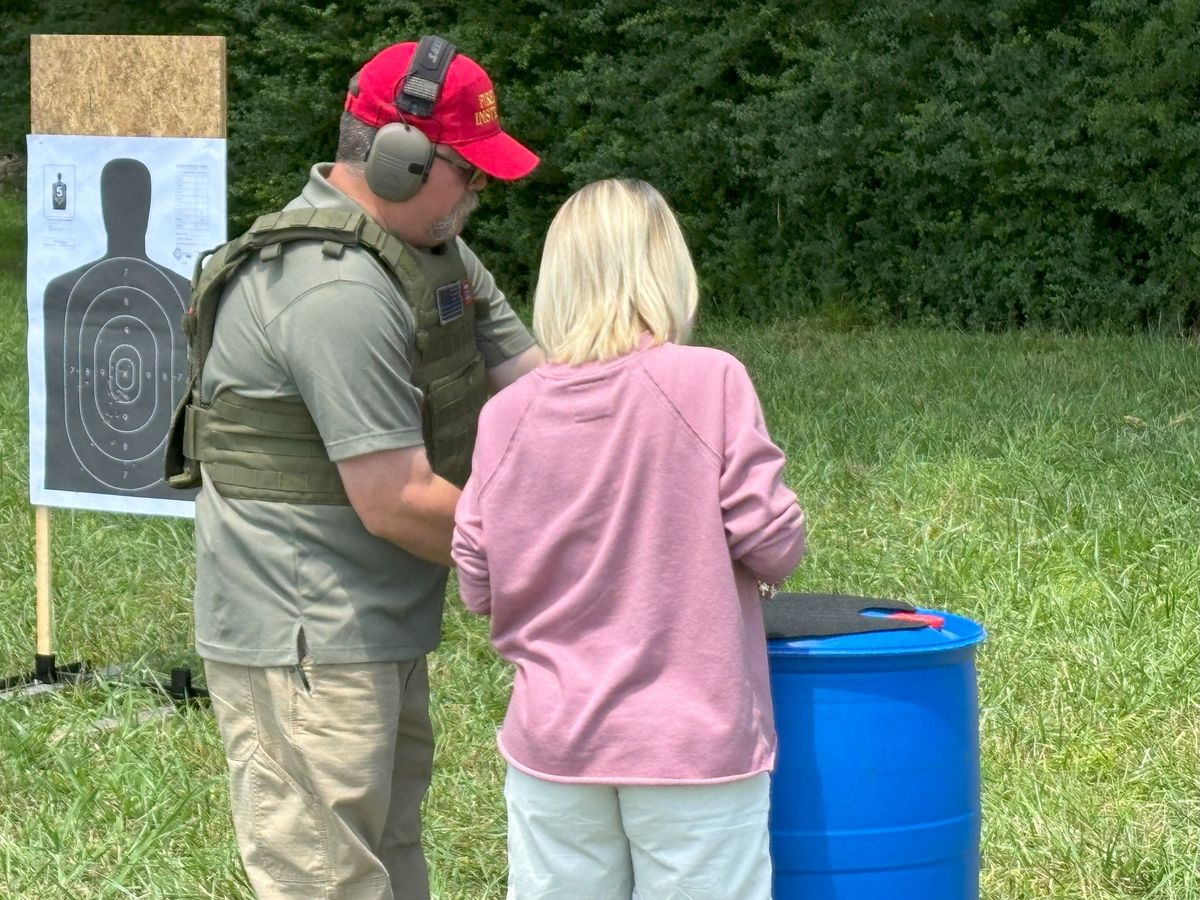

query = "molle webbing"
[423,354,487,487]
[186,394,349,504]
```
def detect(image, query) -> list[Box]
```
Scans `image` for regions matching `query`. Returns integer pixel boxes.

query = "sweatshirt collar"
[536,333,662,380]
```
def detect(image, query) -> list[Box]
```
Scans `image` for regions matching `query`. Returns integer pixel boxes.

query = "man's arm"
[337,445,461,567]
[457,240,544,392]
[486,344,544,393]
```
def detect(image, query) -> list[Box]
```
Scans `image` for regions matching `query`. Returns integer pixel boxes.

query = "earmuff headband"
[396,36,458,118]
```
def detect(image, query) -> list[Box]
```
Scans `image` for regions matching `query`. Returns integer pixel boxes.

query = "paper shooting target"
[59,257,186,489]
[42,157,196,499]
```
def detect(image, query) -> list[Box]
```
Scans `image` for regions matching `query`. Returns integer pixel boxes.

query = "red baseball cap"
[344,41,539,181]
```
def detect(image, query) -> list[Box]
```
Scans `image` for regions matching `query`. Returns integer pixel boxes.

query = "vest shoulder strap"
[167,206,485,497]
[184,208,423,401]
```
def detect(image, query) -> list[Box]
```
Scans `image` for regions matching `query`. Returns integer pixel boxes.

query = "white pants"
[504,766,772,900]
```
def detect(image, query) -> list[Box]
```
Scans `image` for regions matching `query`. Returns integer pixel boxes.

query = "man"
[172,38,542,899]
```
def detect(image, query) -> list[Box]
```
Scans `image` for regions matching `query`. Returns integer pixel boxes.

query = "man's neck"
[326,163,429,247]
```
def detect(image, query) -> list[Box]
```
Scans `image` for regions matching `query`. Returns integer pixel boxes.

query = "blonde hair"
[533,179,698,365]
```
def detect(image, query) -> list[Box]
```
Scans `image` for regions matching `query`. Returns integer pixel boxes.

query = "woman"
[453,178,806,899]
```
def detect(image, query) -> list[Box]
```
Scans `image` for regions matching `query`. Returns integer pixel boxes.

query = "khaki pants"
[205,657,434,900]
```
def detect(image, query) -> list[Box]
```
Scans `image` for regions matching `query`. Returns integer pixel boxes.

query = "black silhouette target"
[63,258,185,487]
[43,157,195,499]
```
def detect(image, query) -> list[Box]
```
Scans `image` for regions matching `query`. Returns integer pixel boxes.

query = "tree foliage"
[5,0,1199,329]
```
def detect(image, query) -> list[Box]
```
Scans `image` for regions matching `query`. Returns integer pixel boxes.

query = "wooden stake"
[35,506,52,657]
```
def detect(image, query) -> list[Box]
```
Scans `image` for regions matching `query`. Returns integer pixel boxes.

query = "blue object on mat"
[767,607,986,899]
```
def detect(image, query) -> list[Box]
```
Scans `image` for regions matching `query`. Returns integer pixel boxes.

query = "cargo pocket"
[249,748,326,884]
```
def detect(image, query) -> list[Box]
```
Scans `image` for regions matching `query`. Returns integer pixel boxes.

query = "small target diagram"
[27,135,226,516]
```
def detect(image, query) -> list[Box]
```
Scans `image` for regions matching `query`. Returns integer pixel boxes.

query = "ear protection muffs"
[364,123,435,202]
[363,35,458,202]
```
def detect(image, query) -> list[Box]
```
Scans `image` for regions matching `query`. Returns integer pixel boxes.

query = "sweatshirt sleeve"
[719,361,806,583]
[452,471,492,615]
[452,383,537,615]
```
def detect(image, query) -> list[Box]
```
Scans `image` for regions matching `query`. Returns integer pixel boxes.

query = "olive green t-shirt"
[193,164,536,665]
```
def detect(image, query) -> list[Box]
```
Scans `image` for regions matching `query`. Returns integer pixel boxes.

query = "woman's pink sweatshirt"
[452,337,806,784]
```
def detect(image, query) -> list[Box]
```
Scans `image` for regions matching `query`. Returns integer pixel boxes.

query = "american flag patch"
[435,281,465,324]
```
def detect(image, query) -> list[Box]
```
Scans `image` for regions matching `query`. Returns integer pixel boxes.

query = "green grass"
[716,324,1200,898]
[2,184,1200,897]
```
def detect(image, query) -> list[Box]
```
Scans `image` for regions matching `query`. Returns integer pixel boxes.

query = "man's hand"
[337,446,461,566]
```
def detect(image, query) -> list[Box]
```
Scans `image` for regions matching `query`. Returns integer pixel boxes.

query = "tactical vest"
[164,207,488,504]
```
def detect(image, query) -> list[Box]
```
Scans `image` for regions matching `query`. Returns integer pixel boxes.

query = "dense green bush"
[5,0,1199,329]
[749,0,1200,329]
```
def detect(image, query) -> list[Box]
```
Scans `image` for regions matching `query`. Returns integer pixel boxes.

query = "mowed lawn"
[1,186,1199,898]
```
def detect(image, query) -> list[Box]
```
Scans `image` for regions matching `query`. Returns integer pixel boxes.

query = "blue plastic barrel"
[767,609,986,898]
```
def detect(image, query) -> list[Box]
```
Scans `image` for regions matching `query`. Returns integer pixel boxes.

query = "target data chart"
[27,135,226,517]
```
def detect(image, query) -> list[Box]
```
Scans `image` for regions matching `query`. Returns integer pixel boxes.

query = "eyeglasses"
[433,150,487,190]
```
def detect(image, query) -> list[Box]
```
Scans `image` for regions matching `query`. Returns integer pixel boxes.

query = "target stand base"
[0,654,208,706]
[0,653,93,700]
[139,666,210,706]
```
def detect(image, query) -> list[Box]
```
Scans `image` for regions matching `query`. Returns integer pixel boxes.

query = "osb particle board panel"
[30,35,225,138]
